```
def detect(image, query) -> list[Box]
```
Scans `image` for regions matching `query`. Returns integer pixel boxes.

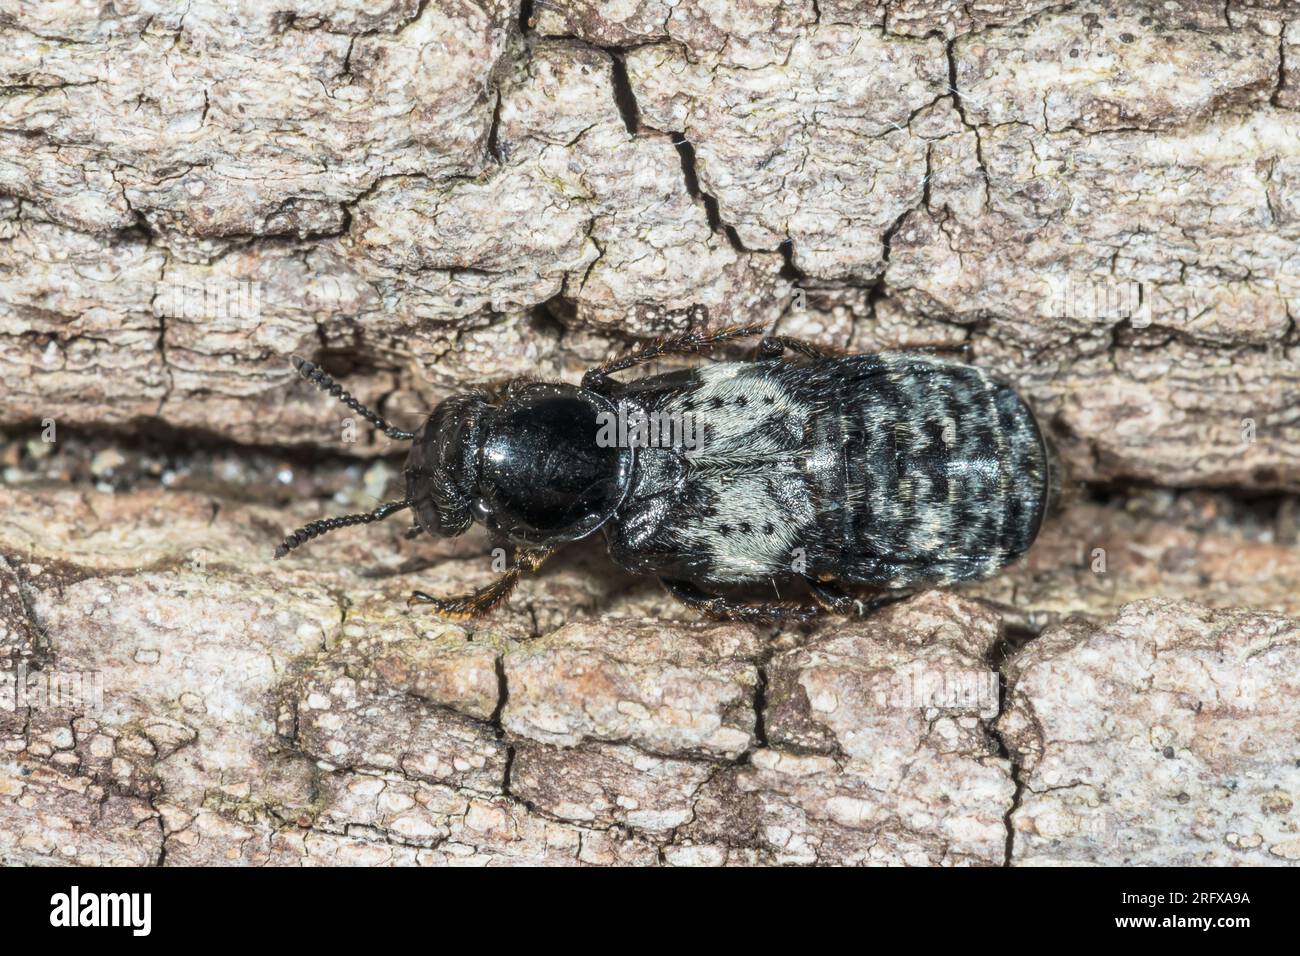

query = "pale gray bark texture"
[1,0,1298,865]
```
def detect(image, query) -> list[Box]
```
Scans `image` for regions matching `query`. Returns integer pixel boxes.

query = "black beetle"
[275,309,1054,622]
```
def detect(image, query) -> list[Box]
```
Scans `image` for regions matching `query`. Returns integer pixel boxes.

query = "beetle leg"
[660,578,821,624]
[897,342,972,359]
[806,579,911,617]
[582,312,767,393]
[756,338,971,362]
[754,335,837,360]
[408,573,519,620]
[805,579,856,615]
[408,547,552,619]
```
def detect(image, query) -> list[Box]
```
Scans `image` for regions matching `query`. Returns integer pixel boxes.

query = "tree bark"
[1,0,1298,865]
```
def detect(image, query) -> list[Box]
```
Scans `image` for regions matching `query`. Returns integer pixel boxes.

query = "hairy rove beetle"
[274,307,1055,623]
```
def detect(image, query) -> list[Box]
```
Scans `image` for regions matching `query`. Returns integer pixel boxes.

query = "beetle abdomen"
[834,354,1050,588]
[605,354,1051,590]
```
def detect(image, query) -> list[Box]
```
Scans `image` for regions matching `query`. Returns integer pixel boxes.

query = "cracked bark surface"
[2,0,1299,865]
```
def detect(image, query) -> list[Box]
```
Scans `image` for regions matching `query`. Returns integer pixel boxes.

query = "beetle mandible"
[274,307,1055,622]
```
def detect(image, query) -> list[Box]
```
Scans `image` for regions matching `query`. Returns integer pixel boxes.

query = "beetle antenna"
[290,355,416,441]
[274,499,411,558]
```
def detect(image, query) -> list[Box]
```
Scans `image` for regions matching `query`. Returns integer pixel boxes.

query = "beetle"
[274,307,1055,622]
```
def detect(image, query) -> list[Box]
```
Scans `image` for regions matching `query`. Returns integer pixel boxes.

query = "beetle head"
[273,357,630,559]
[405,391,489,538]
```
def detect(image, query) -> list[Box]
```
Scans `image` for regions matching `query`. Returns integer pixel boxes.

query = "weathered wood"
[2,0,1298,865]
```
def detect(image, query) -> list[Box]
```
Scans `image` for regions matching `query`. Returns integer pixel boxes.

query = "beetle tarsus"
[661,578,821,623]
[409,548,552,618]
[756,335,837,360]
[583,318,766,386]
[807,579,909,617]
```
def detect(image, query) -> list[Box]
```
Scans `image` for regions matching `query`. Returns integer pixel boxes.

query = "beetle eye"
[432,488,472,536]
